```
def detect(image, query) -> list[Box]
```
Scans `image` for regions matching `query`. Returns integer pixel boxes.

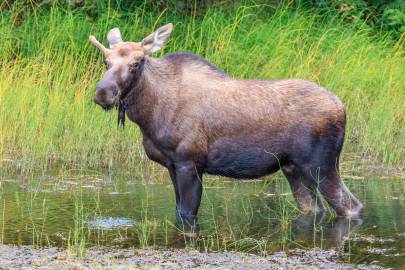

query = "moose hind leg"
[282,165,325,214]
[317,170,363,217]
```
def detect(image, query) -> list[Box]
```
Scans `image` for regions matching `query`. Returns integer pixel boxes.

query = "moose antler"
[89,35,110,55]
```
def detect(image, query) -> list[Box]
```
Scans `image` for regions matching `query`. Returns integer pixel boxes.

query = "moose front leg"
[142,136,180,203]
[167,165,179,204]
[174,160,203,225]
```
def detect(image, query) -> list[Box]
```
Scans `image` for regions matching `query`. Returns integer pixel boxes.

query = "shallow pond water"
[0,170,404,269]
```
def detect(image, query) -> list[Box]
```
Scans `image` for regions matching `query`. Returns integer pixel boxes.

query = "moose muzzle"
[94,80,119,110]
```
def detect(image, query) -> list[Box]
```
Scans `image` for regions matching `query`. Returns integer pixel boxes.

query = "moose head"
[89,24,173,110]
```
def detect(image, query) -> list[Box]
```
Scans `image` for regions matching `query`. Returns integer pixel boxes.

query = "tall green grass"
[0,4,404,172]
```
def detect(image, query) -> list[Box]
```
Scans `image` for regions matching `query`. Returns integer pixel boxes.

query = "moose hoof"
[337,203,364,218]
[175,210,197,228]
[344,205,364,218]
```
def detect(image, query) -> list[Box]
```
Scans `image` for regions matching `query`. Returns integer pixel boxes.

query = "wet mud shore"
[0,245,385,270]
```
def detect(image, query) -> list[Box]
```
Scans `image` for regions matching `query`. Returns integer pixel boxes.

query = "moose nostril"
[96,80,117,93]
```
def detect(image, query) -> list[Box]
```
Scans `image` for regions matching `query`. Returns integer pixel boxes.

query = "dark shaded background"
[1,0,404,39]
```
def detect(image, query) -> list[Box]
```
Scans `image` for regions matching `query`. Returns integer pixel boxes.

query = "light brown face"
[89,24,173,110]
[94,43,145,110]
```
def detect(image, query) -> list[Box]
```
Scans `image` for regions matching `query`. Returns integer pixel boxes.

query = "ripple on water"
[86,217,135,230]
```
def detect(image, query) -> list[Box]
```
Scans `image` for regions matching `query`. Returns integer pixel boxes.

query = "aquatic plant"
[0,4,403,172]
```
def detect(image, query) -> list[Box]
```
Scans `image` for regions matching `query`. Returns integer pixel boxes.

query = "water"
[0,171,404,269]
[86,217,135,230]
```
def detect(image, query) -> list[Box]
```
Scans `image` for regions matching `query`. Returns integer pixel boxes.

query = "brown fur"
[90,26,363,222]
[126,55,343,155]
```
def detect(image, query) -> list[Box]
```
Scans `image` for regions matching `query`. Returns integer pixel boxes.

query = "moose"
[89,23,363,223]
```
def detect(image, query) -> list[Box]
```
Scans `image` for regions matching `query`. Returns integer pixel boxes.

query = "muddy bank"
[0,245,385,270]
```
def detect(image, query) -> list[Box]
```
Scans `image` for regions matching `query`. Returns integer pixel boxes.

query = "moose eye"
[129,62,140,73]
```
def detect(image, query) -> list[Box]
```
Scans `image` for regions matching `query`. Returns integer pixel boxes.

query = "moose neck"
[124,56,176,135]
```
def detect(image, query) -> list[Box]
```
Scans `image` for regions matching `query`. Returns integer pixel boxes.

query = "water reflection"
[0,173,403,269]
[292,213,363,248]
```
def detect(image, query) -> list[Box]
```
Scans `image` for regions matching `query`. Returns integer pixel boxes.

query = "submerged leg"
[317,170,363,217]
[296,161,363,217]
[174,160,203,225]
[167,165,180,204]
[282,165,325,214]
[142,137,180,204]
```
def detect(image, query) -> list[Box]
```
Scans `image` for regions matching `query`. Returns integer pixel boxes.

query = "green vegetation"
[0,2,404,172]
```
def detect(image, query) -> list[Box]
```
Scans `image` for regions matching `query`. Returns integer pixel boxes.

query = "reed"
[0,4,404,172]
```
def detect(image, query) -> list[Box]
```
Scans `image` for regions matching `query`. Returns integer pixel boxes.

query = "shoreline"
[0,245,385,270]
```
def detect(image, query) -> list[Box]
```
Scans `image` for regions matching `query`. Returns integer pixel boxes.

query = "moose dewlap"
[89,23,363,223]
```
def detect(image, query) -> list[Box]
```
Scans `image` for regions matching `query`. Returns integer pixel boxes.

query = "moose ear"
[141,23,173,54]
[107,27,123,48]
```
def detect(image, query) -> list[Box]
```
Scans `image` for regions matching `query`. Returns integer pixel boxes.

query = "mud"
[0,245,385,270]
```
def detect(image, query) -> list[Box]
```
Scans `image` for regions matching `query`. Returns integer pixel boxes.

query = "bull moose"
[89,23,363,223]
